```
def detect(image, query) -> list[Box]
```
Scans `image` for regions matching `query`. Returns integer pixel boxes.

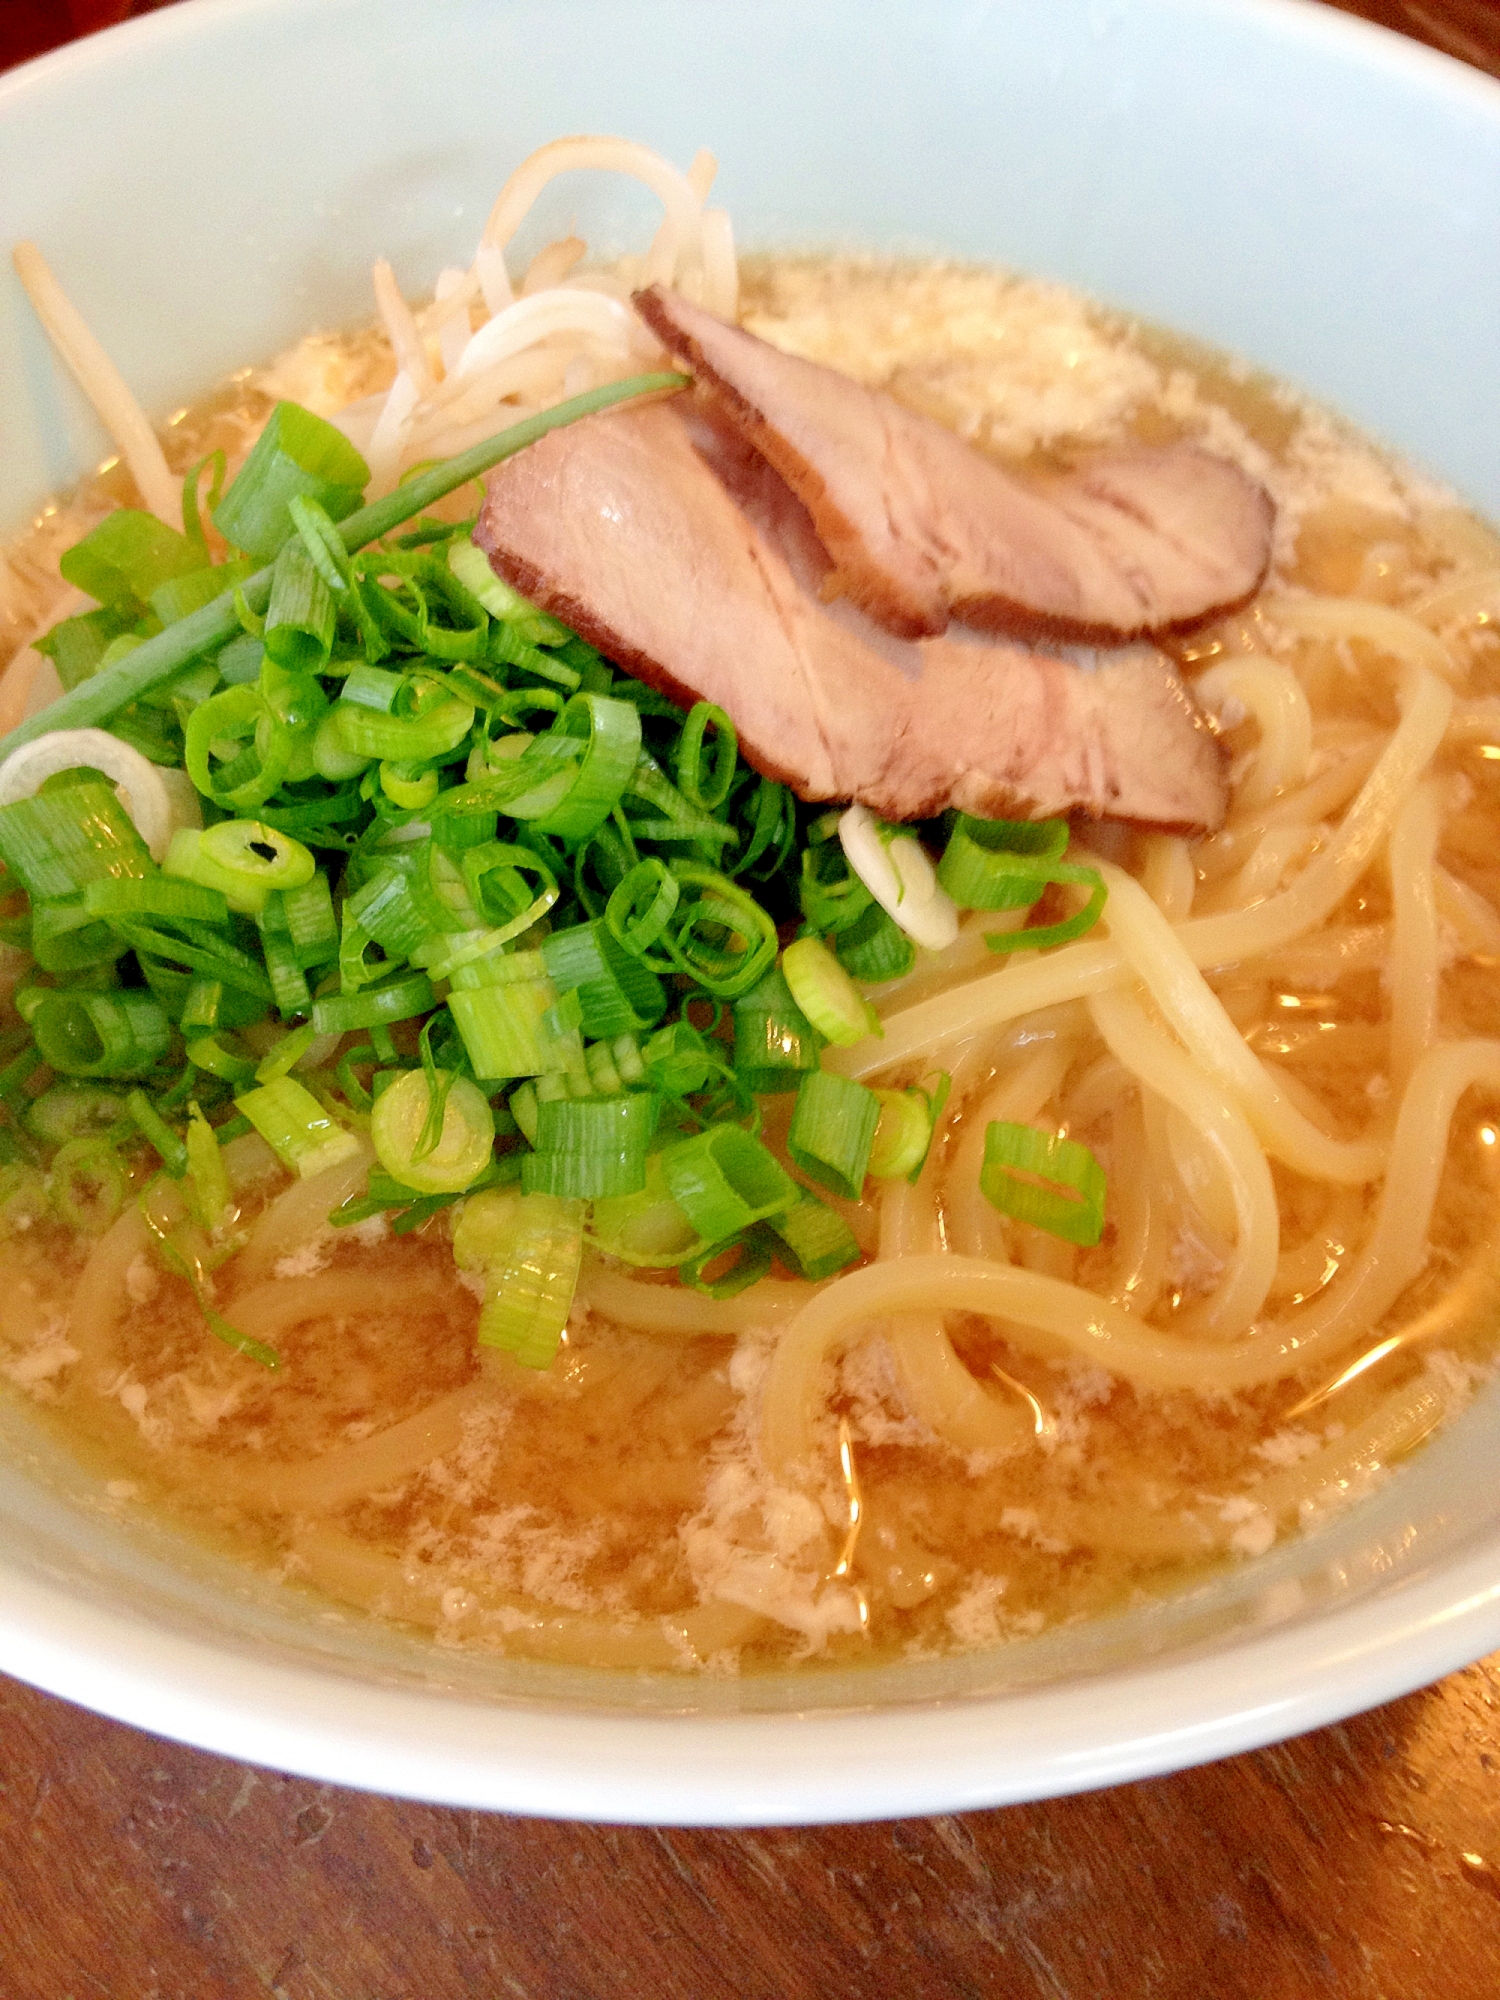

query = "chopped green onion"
[310,971,436,1035]
[311,707,372,781]
[26,1082,127,1145]
[33,606,133,690]
[0,1039,45,1108]
[731,967,825,1094]
[213,401,370,562]
[183,685,291,813]
[184,1103,233,1231]
[150,559,253,628]
[508,1080,539,1147]
[658,1125,797,1241]
[605,857,679,960]
[446,945,549,990]
[640,1021,714,1096]
[732,776,796,881]
[82,875,229,926]
[371,1067,495,1194]
[979,1120,1107,1246]
[345,861,431,961]
[339,664,402,714]
[202,818,315,904]
[799,832,874,935]
[48,1136,127,1235]
[787,1069,880,1199]
[765,1193,862,1281]
[521,1092,658,1199]
[259,930,309,1017]
[0,782,152,900]
[447,541,565,640]
[179,975,266,1033]
[833,899,917,984]
[868,1088,935,1179]
[182,449,228,558]
[32,989,171,1079]
[540,919,667,1038]
[279,873,339,964]
[837,803,958,953]
[332,691,474,764]
[186,1034,260,1085]
[255,1021,319,1081]
[126,1087,188,1177]
[447,976,581,1081]
[139,1181,279,1369]
[215,633,265,685]
[259,658,329,739]
[983,864,1107,955]
[459,841,559,938]
[658,864,777,997]
[780,936,881,1048]
[937,815,1069,909]
[380,761,440,811]
[586,1154,701,1267]
[673,701,737,812]
[29,901,130,972]
[59,508,197,613]
[524,692,641,841]
[116,915,273,1002]
[933,816,1109,953]
[469,1189,585,1369]
[679,1231,772,1299]
[235,1075,362,1178]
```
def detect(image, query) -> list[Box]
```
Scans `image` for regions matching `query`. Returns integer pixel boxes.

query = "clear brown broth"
[3,256,1500,1673]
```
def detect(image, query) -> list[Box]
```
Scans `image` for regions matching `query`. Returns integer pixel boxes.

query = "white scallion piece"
[838,802,960,953]
[0,727,179,860]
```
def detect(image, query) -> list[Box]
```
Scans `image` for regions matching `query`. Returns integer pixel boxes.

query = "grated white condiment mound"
[1215,1495,1277,1557]
[2,1338,79,1388]
[272,1240,332,1281]
[944,1574,1043,1648]
[998,1506,1072,1557]
[741,253,1460,600]
[678,1328,864,1650]
[838,1334,939,1451]
[1252,1426,1322,1467]
[741,259,1164,457]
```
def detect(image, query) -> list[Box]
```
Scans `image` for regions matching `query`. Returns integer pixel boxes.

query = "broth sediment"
[3,253,1499,1673]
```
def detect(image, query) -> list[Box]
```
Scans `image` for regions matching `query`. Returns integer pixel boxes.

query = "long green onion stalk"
[0,380,1112,1373]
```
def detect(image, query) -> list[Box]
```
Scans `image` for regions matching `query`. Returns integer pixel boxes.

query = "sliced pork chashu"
[635,285,1274,647]
[475,401,1227,830]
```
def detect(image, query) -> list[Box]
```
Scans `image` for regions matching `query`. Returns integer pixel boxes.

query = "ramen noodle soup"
[1,140,1499,1674]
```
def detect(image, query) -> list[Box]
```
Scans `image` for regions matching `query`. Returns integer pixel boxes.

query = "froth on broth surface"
[3,253,1500,1675]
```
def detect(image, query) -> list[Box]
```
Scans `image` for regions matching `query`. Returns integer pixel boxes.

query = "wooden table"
[4,3,1500,1995]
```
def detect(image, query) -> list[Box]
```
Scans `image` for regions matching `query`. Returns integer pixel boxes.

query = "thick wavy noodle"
[4,195,1500,1674]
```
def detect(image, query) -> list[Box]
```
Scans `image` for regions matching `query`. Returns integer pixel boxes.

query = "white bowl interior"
[2,0,1500,1822]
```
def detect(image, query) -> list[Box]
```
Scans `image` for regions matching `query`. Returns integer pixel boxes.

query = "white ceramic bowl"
[2,0,1500,1826]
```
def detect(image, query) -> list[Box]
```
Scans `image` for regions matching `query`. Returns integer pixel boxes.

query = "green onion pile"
[0,379,1110,1373]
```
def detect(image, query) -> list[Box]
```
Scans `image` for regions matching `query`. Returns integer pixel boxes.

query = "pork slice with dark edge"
[474,400,1228,831]
[634,284,1274,648]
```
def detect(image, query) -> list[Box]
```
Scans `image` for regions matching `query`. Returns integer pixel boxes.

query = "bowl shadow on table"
[5,1368,1499,1728]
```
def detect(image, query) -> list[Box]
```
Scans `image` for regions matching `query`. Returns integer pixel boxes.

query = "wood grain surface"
[3,3,1500,1997]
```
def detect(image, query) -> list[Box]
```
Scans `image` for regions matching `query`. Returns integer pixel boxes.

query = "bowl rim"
[3,0,1500,1826]
[4,1529,1499,1824]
